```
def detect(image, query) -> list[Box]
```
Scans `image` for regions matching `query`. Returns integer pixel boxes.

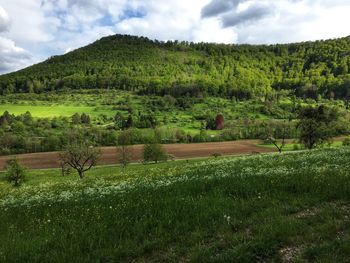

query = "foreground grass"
[0,149,350,262]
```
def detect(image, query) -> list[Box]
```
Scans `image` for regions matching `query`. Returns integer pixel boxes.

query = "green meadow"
[0,104,114,118]
[1,148,350,262]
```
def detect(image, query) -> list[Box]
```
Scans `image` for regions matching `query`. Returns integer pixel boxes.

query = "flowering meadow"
[1,148,350,262]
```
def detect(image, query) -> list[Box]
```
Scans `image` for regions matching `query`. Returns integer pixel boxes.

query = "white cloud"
[231,0,350,44]
[0,4,35,74]
[0,0,350,74]
[0,36,34,74]
[114,0,236,43]
[0,5,10,32]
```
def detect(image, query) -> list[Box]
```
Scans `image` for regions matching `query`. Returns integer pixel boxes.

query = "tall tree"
[297,105,340,150]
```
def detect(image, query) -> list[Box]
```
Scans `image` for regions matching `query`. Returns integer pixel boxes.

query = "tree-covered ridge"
[1,34,350,100]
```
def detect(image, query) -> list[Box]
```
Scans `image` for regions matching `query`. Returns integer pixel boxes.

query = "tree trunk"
[78,170,84,179]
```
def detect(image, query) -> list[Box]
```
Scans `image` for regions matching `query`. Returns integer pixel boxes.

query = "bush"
[221,129,239,141]
[143,143,167,164]
[343,137,350,146]
[5,158,27,186]
[212,153,222,158]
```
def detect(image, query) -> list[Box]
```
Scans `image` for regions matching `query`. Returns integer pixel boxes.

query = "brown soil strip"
[0,140,275,170]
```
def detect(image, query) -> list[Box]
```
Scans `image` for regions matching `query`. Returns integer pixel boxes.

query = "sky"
[0,0,350,74]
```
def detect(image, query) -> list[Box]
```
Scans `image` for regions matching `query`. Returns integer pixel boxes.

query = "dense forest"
[1,34,350,100]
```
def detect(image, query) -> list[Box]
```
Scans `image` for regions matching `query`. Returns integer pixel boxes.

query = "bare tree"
[117,130,133,170]
[118,145,133,170]
[59,144,100,179]
[59,159,71,176]
[265,122,287,154]
[266,136,286,153]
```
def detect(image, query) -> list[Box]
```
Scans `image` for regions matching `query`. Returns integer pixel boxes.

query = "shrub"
[143,143,167,164]
[343,137,350,146]
[293,144,301,151]
[221,129,239,141]
[212,153,222,158]
[5,158,27,186]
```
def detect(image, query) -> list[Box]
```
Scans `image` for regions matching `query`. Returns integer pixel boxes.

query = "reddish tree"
[215,114,224,130]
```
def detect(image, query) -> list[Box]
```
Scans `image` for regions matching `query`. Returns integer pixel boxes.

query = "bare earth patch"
[279,246,304,263]
[292,202,350,220]
[293,207,321,219]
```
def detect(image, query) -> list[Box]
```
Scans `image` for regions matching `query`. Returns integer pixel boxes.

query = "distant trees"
[5,158,27,186]
[59,143,100,179]
[2,34,350,101]
[81,113,91,124]
[71,113,81,125]
[143,143,167,164]
[72,113,91,125]
[297,105,340,150]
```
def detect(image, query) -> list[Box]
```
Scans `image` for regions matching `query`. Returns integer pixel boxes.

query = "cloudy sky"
[0,0,350,74]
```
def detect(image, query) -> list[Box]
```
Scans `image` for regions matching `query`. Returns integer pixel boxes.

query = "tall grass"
[1,149,350,262]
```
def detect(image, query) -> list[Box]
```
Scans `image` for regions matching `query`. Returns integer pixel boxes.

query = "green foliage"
[2,34,350,101]
[342,137,350,146]
[5,158,26,186]
[0,89,349,155]
[297,105,342,149]
[143,143,167,163]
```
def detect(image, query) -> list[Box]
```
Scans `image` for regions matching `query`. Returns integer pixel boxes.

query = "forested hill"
[1,34,350,99]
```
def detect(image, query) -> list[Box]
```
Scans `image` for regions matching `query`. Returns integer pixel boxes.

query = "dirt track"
[0,140,275,170]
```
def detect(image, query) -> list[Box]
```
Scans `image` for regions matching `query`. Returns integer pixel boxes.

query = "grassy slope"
[1,149,350,262]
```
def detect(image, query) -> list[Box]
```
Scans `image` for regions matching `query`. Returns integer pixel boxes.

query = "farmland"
[0,140,274,170]
[1,148,350,262]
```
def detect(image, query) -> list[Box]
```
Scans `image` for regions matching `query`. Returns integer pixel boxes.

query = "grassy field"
[1,148,350,262]
[0,104,114,118]
[258,140,345,152]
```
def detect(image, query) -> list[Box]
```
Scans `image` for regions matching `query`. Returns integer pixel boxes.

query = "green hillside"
[1,34,350,100]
